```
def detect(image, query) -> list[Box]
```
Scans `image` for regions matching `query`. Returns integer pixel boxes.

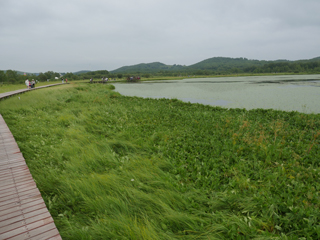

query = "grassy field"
[0,82,319,239]
[0,80,67,93]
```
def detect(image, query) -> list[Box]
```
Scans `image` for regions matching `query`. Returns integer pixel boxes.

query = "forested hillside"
[110,57,320,76]
[111,62,185,74]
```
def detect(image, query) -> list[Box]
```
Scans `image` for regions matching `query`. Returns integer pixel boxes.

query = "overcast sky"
[1,0,319,73]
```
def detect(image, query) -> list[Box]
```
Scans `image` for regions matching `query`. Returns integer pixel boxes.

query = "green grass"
[0,80,68,93]
[0,83,319,239]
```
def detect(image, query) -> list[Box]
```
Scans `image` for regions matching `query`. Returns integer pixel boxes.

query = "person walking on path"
[31,79,35,88]
[25,79,30,89]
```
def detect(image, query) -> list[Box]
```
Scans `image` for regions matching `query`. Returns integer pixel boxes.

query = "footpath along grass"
[0,83,320,239]
[0,80,66,93]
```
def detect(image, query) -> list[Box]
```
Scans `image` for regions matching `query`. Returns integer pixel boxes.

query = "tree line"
[0,69,122,84]
[109,57,320,76]
[1,58,320,84]
[0,70,63,84]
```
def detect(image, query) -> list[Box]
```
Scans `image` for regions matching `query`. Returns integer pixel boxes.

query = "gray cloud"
[0,0,319,72]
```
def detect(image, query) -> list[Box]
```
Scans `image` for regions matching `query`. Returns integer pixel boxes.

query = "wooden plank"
[0,201,47,222]
[0,159,26,167]
[0,183,38,202]
[0,139,16,145]
[0,189,38,211]
[0,180,36,197]
[31,228,62,240]
[0,170,32,181]
[0,163,27,171]
[0,94,62,239]
[0,174,33,186]
[0,189,41,208]
[0,146,20,152]
[0,206,48,228]
[0,211,51,234]
[0,154,24,161]
[0,218,54,239]
[1,169,33,179]
[0,175,33,188]
[0,187,41,204]
[0,167,30,179]
[0,198,44,218]
[0,154,25,162]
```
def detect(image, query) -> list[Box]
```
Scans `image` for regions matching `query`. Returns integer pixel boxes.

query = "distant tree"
[6,70,19,83]
[63,72,79,80]
[96,70,109,75]
[38,72,47,81]
[108,73,116,79]
[231,68,240,74]
[194,70,204,75]
[0,71,7,83]
[38,71,60,81]
[25,73,37,82]
[117,73,123,79]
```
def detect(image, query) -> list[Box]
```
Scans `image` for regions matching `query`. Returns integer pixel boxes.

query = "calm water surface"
[113,75,320,114]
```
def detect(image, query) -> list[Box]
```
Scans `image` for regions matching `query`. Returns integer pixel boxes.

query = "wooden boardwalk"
[0,85,62,239]
[0,83,65,100]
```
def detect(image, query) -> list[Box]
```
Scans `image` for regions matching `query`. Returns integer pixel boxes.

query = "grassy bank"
[0,83,319,239]
[0,80,67,93]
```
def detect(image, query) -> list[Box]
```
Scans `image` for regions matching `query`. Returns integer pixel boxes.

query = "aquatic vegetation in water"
[1,83,319,239]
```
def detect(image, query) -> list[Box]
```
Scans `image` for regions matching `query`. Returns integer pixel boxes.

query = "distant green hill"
[186,57,269,71]
[109,56,320,75]
[297,56,320,62]
[73,70,91,75]
[111,62,184,74]
[3,56,320,77]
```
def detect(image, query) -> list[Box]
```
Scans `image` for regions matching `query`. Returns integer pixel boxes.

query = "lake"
[112,74,320,114]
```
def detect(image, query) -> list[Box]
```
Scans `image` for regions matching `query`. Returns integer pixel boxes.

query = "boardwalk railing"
[0,85,63,239]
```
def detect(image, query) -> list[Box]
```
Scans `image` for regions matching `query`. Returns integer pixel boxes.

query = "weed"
[0,83,319,239]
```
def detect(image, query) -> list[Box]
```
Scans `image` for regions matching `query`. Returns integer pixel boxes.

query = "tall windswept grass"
[1,83,319,239]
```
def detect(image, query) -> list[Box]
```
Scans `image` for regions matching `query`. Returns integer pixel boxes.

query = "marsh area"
[113,74,320,114]
[1,82,320,238]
